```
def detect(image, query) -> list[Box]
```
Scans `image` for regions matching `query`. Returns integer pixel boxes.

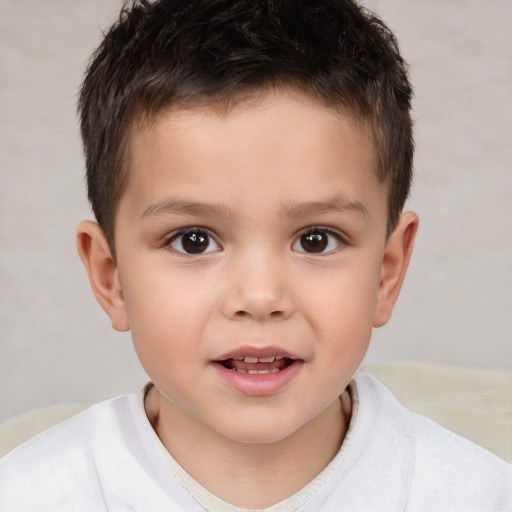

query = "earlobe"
[373,211,419,327]
[76,220,130,332]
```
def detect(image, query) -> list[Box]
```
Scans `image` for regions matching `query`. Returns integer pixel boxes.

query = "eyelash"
[165,226,346,256]
[166,228,221,255]
[292,227,346,255]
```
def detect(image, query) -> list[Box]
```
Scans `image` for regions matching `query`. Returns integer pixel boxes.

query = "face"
[110,90,398,444]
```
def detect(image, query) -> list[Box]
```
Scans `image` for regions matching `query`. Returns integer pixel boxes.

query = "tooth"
[276,355,285,360]
[248,369,258,374]
[244,356,259,363]
[258,356,275,363]
[236,368,247,374]
[270,368,279,373]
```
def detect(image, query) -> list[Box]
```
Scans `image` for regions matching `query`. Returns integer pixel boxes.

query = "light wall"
[1,0,510,422]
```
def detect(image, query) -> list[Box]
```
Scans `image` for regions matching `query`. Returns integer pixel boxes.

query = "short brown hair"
[79,0,413,249]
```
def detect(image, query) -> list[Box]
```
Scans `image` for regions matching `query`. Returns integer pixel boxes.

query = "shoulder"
[353,372,512,511]
[0,393,139,511]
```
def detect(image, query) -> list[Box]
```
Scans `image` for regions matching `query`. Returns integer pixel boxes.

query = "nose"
[221,251,295,322]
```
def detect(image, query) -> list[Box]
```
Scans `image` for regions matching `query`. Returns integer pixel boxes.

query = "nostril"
[233,309,287,320]
[222,289,295,321]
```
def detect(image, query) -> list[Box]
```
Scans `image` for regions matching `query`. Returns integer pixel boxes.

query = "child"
[0,0,510,510]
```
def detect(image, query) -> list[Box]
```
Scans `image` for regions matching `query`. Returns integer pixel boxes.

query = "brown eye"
[293,229,343,254]
[170,229,220,254]
[300,232,327,253]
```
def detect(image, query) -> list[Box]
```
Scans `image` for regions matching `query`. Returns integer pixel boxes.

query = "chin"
[215,416,304,445]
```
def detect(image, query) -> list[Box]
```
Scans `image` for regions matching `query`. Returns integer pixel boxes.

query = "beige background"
[0,0,511,422]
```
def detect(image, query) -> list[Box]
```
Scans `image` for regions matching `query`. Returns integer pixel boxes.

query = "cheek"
[315,301,373,366]
[123,258,213,318]
[126,284,203,397]
[120,264,215,363]
[301,261,381,328]
[297,259,382,368]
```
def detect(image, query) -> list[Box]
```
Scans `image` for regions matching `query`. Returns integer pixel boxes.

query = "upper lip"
[214,346,300,362]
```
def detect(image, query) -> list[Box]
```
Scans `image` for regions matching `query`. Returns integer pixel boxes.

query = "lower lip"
[212,360,303,396]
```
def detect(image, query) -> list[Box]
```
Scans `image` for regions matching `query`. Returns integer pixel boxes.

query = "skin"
[77,89,418,508]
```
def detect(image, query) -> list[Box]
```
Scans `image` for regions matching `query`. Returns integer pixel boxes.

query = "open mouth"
[213,351,303,394]
[219,355,295,374]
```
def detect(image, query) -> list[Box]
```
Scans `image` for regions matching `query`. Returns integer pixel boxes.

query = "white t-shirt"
[0,372,510,511]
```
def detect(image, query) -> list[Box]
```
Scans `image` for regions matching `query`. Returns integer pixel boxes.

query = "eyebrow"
[141,194,368,220]
[141,200,236,219]
[278,195,369,219]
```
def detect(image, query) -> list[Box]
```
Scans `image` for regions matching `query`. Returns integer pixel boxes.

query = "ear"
[76,220,130,332]
[373,211,419,327]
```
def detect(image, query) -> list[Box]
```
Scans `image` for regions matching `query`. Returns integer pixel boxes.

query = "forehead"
[120,89,386,226]
[128,88,377,165]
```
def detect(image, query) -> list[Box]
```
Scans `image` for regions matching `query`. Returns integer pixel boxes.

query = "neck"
[145,387,352,509]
